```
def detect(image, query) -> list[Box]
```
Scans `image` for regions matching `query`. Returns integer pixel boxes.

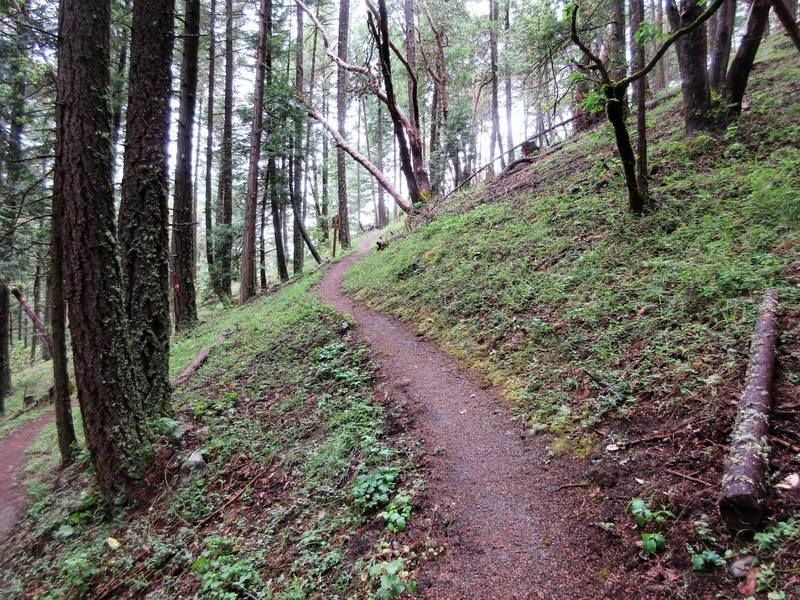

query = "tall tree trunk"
[31,262,41,362]
[205,0,217,295]
[631,0,649,205]
[0,283,8,412]
[119,0,175,415]
[270,158,289,281]
[770,0,800,52]
[709,0,736,91]
[337,0,351,249]
[57,0,150,495]
[376,103,387,226]
[240,0,270,303]
[723,0,771,115]
[321,87,331,239]
[488,0,503,176]
[260,175,268,289]
[404,0,417,116]
[504,0,514,161]
[42,270,52,361]
[668,0,713,134]
[110,0,130,170]
[172,0,200,329]
[654,0,667,89]
[216,0,234,302]
[293,5,305,275]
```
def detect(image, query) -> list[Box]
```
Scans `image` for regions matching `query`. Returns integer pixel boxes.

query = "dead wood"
[172,330,229,387]
[376,232,408,250]
[719,289,779,532]
[11,286,53,357]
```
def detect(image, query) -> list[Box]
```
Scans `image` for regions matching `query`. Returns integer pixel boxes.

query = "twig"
[664,467,714,487]
[196,467,271,527]
[554,482,591,492]
[773,437,800,454]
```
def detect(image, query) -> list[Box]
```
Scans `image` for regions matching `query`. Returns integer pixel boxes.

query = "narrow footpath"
[0,411,54,543]
[319,232,599,599]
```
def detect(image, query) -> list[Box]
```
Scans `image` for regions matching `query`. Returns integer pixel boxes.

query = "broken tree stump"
[719,289,780,532]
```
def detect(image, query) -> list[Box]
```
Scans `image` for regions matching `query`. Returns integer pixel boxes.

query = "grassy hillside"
[344,38,800,596]
[0,273,429,599]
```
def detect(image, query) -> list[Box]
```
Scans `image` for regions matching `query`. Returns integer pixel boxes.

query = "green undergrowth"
[1,274,423,599]
[343,41,800,438]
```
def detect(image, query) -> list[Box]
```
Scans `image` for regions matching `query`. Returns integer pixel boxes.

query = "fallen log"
[172,331,229,387]
[719,289,779,532]
[11,286,53,357]
[376,232,407,250]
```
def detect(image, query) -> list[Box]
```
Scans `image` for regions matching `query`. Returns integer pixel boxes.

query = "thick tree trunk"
[57,0,150,496]
[172,0,200,329]
[708,0,736,91]
[719,290,779,532]
[668,0,714,134]
[293,6,305,275]
[240,0,270,303]
[216,0,235,301]
[205,0,217,293]
[119,0,174,415]
[723,0,771,116]
[337,0,351,249]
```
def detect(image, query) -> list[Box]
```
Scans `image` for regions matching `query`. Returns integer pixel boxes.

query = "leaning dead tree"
[719,290,780,532]
[296,0,431,213]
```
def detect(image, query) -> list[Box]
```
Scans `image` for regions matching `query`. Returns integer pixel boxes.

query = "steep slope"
[343,38,800,597]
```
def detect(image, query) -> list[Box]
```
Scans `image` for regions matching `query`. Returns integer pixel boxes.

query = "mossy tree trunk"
[216,0,234,302]
[57,0,152,497]
[118,0,175,415]
[336,0,351,249]
[171,0,200,329]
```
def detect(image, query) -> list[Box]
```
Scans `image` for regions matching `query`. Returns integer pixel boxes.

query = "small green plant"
[754,518,798,552]
[687,545,725,572]
[191,537,264,600]
[628,498,673,528]
[351,467,399,513]
[640,532,666,556]
[692,515,717,545]
[368,558,416,599]
[379,492,412,533]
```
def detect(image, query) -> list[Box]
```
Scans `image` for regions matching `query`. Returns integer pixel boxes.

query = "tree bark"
[216,0,235,301]
[240,0,270,303]
[172,0,200,329]
[337,0,351,249]
[119,0,174,415]
[321,87,331,238]
[376,103,387,226]
[293,5,305,275]
[723,0,771,116]
[205,0,217,294]
[719,290,779,532]
[632,0,649,204]
[667,0,713,134]
[654,0,667,89]
[488,0,503,176]
[30,262,41,362]
[504,0,514,162]
[708,0,736,91]
[57,0,150,496]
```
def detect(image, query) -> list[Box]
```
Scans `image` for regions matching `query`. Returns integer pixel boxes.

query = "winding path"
[0,410,54,543]
[319,232,599,599]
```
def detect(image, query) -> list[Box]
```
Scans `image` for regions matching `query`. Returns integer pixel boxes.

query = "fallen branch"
[664,467,714,487]
[172,331,229,387]
[719,290,780,532]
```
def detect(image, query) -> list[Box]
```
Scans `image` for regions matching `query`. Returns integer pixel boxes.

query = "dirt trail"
[319,232,599,599]
[0,410,54,543]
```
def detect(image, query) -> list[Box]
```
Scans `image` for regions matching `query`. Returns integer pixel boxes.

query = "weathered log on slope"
[376,232,407,250]
[11,287,53,357]
[172,331,229,387]
[719,289,779,532]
